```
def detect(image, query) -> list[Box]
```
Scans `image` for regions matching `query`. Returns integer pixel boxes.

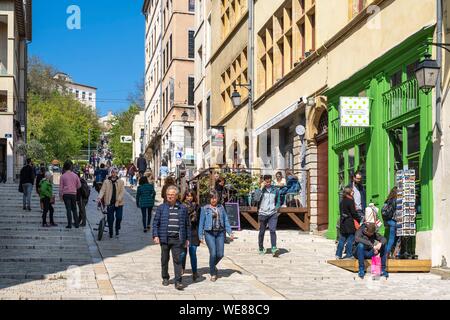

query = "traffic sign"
[120,136,132,143]
[4,134,12,139]
[176,151,183,160]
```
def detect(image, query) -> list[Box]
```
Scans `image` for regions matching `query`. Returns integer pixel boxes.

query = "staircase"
[0,183,93,284]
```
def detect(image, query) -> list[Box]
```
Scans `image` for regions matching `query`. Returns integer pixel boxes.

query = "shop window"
[338,153,345,192]
[390,128,403,171]
[407,123,420,155]
[348,147,355,182]
[358,143,367,187]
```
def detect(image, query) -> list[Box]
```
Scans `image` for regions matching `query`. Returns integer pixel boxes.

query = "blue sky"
[29,0,144,117]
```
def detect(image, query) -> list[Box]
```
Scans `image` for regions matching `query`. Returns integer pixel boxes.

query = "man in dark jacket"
[137,154,147,175]
[353,223,389,279]
[77,177,90,227]
[20,158,35,211]
[347,171,366,222]
[152,185,190,290]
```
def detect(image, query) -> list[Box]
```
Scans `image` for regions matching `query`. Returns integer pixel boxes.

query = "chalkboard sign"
[224,202,241,230]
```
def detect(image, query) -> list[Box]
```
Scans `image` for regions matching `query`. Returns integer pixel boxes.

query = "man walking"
[60,161,81,229]
[137,153,147,176]
[77,176,90,227]
[152,186,190,290]
[347,171,366,223]
[19,158,35,211]
[255,175,281,257]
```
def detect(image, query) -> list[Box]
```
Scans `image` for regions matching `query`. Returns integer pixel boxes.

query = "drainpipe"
[436,0,443,135]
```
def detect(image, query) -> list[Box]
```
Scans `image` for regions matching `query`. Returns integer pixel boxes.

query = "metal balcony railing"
[331,118,366,147]
[383,78,420,123]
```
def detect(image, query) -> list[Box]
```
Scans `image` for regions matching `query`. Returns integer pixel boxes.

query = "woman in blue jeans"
[383,187,399,257]
[198,191,234,282]
[180,191,200,281]
[336,187,360,259]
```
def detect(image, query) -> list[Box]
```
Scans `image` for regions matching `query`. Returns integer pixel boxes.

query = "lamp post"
[415,53,440,94]
[231,82,253,166]
[88,128,91,163]
[181,110,189,123]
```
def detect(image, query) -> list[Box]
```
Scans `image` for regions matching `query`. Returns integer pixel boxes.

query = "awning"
[254,100,300,136]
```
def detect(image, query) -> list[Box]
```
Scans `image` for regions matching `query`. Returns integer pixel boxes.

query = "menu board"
[394,170,416,236]
[224,202,241,230]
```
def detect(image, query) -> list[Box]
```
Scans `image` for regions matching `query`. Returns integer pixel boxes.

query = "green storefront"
[326,26,434,242]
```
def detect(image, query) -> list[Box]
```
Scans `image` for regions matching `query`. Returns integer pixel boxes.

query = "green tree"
[16,140,47,163]
[108,105,140,166]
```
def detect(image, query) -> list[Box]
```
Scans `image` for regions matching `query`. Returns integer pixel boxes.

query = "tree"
[16,140,47,163]
[127,76,145,110]
[108,105,140,165]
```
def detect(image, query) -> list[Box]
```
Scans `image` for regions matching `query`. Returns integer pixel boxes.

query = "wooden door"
[317,137,328,231]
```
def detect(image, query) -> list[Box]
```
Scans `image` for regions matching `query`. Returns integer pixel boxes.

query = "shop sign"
[211,126,225,147]
[339,97,370,127]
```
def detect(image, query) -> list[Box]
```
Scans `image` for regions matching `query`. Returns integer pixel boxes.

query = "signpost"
[120,136,132,144]
[4,134,12,139]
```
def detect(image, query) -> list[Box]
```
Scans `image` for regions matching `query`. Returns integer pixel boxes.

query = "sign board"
[211,126,225,147]
[120,136,132,143]
[395,169,417,237]
[224,202,241,230]
[176,151,183,160]
[295,125,306,136]
[4,134,12,139]
[339,97,370,127]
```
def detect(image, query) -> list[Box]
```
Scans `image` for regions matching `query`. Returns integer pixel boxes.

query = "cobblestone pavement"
[2,182,450,300]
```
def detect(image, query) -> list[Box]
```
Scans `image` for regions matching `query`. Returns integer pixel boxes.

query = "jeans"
[258,214,278,250]
[107,205,123,236]
[161,237,183,283]
[22,183,33,208]
[42,197,54,225]
[354,243,387,274]
[205,231,225,276]
[385,219,398,255]
[77,198,88,226]
[63,194,79,227]
[336,233,355,258]
[140,207,153,229]
[180,245,198,274]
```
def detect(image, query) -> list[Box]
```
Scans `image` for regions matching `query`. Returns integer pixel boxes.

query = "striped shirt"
[167,205,180,238]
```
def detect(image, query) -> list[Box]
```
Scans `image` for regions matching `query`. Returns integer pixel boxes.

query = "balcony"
[331,118,367,150]
[383,78,420,125]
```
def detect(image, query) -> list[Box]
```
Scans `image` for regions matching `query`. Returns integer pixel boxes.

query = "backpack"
[381,199,395,221]
[80,179,90,199]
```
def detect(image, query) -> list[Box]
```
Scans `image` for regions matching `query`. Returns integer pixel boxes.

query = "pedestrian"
[39,172,57,227]
[382,187,399,258]
[159,161,169,187]
[152,185,190,290]
[77,176,90,227]
[180,190,200,281]
[97,168,125,238]
[198,191,234,282]
[161,176,176,202]
[347,171,366,223]
[335,186,360,259]
[255,175,281,257]
[19,158,35,211]
[137,153,147,176]
[128,163,137,186]
[214,176,227,205]
[36,165,47,211]
[136,176,156,232]
[274,171,287,206]
[353,222,389,279]
[59,161,81,229]
[94,163,108,193]
[89,165,95,181]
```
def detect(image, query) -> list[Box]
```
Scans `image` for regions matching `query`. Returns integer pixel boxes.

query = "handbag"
[371,255,382,277]
[365,205,382,229]
[18,183,23,193]
[354,219,360,230]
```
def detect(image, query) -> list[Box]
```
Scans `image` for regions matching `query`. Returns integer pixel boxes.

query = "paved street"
[1,182,450,300]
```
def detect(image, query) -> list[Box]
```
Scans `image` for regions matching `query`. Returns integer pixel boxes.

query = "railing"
[331,118,366,147]
[383,78,420,123]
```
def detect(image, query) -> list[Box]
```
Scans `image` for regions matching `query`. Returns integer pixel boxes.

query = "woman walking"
[382,187,399,258]
[335,186,360,259]
[136,176,156,232]
[39,172,57,227]
[180,190,200,281]
[161,176,176,203]
[198,191,234,282]
[97,168,125,239]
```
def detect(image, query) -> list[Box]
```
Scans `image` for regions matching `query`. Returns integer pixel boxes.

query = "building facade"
[54,72,97,110]
[143,0,196,178]
[0,0,32,183]
[132,111,145,163]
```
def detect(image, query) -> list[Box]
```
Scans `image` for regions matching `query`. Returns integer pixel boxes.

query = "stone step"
[0,226,84,232]
[0,244,88,250]
[0,257,92,263]
[0,235,85,241]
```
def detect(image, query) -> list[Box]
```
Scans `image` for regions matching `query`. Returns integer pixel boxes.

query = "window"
[89,93,93,101]
[188,76,195,106]
[76,90,79,98]
[188,30,195,59]
[184,127,194,148]
[206,96,211,130]
[0,91,7,112]
[189,0,195,12]
[169,34,173,61]
[221,0,247,40]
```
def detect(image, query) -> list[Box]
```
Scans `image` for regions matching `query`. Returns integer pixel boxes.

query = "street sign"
[120,136,132,143]
[4,134,12,139]
[176,151,183,160]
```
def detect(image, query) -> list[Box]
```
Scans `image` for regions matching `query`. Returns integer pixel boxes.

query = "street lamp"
[415,53,440,94]
[181,110,189,123]
[231,88,242,108]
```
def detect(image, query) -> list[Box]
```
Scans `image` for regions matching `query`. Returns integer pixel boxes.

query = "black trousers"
[42,197,54,225]
[63,194,79,227]
[77,198,88,226]
[160,237,183,283]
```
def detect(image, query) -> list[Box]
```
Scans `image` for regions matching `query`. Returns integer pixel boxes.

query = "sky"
[29,0,145,117]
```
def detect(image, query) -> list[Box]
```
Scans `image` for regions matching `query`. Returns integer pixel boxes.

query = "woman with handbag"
[382,187,399,258]
[39,172,57,227]
[335,187,360,259]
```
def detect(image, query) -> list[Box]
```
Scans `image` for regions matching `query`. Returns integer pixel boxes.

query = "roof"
[142,0,150,14]
[15,0,32,41]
